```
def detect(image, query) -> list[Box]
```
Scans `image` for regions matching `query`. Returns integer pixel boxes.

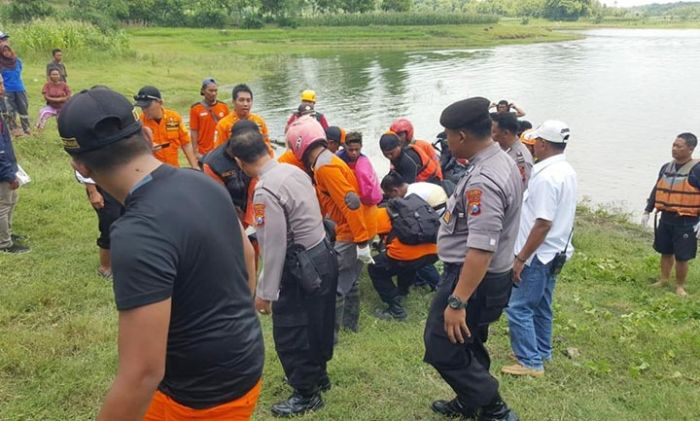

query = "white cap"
[0,32,9,40]
[530,120,570,144]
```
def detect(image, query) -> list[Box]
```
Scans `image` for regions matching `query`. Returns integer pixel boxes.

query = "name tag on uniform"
[200,112,208,117]
[153,142,171,151]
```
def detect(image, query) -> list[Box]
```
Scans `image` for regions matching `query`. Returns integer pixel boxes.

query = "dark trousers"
[423,263,513,408]
[5,91,30,132]
[272,241,338,396]
[368,253,437,304]
[95,187,124,250]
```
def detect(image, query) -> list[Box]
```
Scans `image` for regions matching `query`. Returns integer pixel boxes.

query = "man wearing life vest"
[286,116,375,340]
[642,132,700,297]
[380,132,442,184]
[202,120,260,226]
[390,117,443,180]
[370,173,446,320]
[286,89,329,131]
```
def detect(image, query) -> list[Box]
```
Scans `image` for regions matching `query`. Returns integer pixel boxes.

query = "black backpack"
[386,193,440,245]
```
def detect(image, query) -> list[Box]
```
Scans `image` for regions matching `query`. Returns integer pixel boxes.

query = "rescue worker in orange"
[369,173,444,320]
[214,84,270,149]
[134,86,198,168]
[189,78,229,159]
[390,117,443,180]
[642,132,700,297]
[286,116,375,340]
[380,132,442,184]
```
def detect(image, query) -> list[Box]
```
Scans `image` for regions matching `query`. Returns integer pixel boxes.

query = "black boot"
[271,391,324,417]
[374,296,407,321]
[478,395,519,421]
[431,397,477,419]
[318,375,332,392]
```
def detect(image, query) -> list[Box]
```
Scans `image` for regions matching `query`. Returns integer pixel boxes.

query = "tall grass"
[298,12,499,27]
[7,18,130,57]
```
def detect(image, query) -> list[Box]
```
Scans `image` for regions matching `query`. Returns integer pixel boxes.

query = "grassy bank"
[2,22,699,420]
[2,124,699,420]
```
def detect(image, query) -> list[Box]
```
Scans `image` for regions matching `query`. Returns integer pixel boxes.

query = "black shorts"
[95,188,124,250]
[654,220,697,261]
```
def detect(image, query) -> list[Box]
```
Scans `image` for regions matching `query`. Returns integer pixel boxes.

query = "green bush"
[6,0,54,22]
[190,9,229,28]
[277,16,299,28]
[242,13,265,29]
[298,12,498,26]
[7,18,130,56]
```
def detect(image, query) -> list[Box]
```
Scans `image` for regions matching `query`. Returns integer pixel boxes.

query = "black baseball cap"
[58,87,143,155]
[133,85,162,108]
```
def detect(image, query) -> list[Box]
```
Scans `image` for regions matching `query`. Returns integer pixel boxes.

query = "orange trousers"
[143,380,261,421]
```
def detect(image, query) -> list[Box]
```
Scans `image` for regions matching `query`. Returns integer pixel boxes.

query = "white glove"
[356,245,375,265]
[640,212,650,227]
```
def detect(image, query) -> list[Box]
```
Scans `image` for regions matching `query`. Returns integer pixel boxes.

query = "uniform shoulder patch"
[344,191,361,210]
[466,188,482,216]
[254,203,265,226]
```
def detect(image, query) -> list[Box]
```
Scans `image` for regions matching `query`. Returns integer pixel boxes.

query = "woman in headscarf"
[0,45,30,136]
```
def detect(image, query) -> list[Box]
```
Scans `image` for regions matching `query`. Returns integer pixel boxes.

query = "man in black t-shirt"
[642,132,700,297]
[58,87,264,420]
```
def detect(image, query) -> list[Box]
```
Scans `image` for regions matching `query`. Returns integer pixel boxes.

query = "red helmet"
[389,117,414,142]
[286,115,327,161]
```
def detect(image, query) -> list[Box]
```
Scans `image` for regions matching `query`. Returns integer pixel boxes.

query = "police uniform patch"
[254,203,265,226]
[467,189,482,216]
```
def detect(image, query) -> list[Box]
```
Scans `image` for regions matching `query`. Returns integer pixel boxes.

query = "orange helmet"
[389,118,414,142]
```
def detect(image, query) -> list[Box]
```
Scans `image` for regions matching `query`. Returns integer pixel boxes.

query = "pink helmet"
[389,117,414,142]
[286,115,327,161]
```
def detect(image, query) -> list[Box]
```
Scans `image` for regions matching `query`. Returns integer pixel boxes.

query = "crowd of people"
[0,38,697,421]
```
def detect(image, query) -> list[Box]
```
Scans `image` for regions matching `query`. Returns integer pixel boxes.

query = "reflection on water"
[249,29,700,212]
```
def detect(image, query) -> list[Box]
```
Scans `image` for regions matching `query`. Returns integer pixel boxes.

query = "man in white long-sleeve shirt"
[230,126,338,418]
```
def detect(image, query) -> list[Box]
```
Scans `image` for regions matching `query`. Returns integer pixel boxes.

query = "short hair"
[458,115,493,140]
[48,68,61,75]
[228,130,267,163]
[74,133,152,172]
[678,132,698,149]
[380,171,406,192]
[52,48,62,56]
[497,100,509,107]
[345,131,362,145]
[492,112,519,134]
[545,140,567,152]
[518,120,532,134]
[232,84,253,101]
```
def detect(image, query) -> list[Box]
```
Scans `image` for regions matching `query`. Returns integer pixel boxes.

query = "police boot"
[374,296,407,321]
[342,283,360,332]
[431,397,477,419]
[271,391,324,418]
[477,395,519,421]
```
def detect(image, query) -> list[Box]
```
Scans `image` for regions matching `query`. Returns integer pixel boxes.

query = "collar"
[469,141,500,166]
[259,159,278,177]
[532,154,566,177]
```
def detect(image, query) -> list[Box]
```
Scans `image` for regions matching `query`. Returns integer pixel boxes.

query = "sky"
[602,0,699,6]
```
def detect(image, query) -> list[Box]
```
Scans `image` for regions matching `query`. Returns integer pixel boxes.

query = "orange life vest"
[654,159,700,216]
[411,144,442,183]
[413,139,443,180]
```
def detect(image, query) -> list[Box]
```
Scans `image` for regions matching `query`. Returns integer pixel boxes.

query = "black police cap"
[58,87,143,155]
[440,97,491,130]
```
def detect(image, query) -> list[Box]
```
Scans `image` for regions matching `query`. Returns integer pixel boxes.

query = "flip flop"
[97,268,113,280]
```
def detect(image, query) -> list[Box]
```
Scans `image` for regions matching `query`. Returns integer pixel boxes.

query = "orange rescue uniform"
[375,207,437,261]
[213,112,270,149]
[189,101,230,155]
[144,379,261,421]
[313,152,376,244]
[140,108,191,167]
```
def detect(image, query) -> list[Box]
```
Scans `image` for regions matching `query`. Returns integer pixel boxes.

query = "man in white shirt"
[501,120,577,378]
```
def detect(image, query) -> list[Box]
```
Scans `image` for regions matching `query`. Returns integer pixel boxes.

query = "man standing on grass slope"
[502,120,577,378]
[59,87,264,421]
[189,78,229,158]
[642,132,700,297]
[424,97,521,421]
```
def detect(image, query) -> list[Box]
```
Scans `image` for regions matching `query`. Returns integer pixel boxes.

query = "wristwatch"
[447,295,467,310]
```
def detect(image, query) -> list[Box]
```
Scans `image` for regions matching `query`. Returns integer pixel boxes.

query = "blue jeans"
[415,264,440,289]
[505,256,557,370]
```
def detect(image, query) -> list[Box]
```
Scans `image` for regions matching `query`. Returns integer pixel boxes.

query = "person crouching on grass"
[36,68,71,130]
[59,87,264,421]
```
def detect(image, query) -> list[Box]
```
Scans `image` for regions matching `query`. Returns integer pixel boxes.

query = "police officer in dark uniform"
[229,127,338,417]
[424,97,523,421]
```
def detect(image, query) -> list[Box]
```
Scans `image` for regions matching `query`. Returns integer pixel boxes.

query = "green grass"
[1,24,699,420]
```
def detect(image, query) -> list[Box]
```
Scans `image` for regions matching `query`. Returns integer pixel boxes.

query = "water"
[248,29,700,214]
